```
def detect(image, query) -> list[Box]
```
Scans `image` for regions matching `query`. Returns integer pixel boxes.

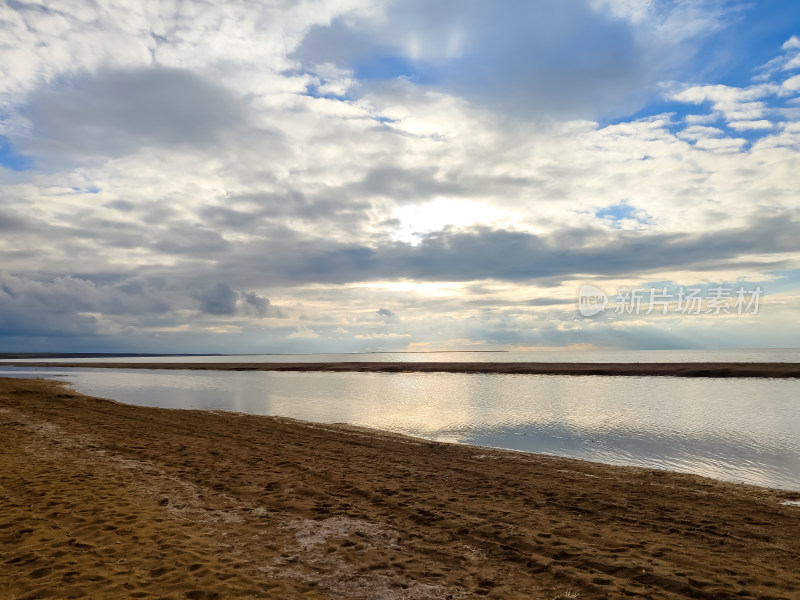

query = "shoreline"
[1,360,800,377]
[1,377,799,599]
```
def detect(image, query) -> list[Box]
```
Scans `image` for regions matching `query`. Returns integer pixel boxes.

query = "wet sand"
[1,361,799,377]
[1,377,799,599]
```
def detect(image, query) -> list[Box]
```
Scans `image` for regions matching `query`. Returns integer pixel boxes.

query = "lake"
[2,356,798,491]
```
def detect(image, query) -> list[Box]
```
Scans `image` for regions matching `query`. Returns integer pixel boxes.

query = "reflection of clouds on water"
[3,366,799,490]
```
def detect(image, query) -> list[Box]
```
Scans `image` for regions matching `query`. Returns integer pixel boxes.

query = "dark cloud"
[19,208,793,300]
[197,283,239,316]
[0,274,172,340]
[525,298,575,307]
[0,308,107,338]
[242,292,288,318]
[294,0,708,119]
[21,67,246,159]
[205,189,372,228]
[68,218,150,250]
[0,274,173,318]
[208,216,798,286]
[327,166,539,205]
[463,297,575,308]
[0,211,30,232]
[0,273,289,343]
[103,200,136,212]
[153,224,230,256]
[381,217,797,282]
[191,283,289,319]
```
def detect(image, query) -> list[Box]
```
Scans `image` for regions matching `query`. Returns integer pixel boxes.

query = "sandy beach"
[1,377,799,599]
[2,361,799,378]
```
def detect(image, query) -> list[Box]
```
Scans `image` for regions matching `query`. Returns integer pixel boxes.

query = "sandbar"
[1,361,799,377]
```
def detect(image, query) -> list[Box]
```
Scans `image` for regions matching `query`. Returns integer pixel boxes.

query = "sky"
[0,0,799,354]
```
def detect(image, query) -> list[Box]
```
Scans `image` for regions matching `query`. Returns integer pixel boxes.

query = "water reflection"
[2,367,798,490]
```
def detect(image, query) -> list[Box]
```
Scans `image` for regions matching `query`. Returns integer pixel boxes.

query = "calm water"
[2,365,798,491]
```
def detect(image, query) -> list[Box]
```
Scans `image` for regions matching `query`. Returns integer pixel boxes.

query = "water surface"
[3,366,798,491]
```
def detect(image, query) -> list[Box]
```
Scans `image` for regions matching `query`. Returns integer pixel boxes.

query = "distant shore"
[2,360,799,377]
[2,376,799,599]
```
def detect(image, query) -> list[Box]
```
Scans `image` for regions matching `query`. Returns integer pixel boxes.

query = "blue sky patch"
[353,54,439,84]
[595,202,649,227]
[0,137,33,171]
[691,1,800,88]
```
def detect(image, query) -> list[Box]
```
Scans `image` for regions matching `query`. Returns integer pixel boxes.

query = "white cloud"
[783,74,800,92]
[589,0,655,23]
[355,332,412,339]
[683,113,718,124]
[295,0,738,121]
[0,0,368,109]
[677,125,725,141]
[288,325,320,339]
[754,35,800,80]
[783,36,800,51]
[669,83,777,122]
[693,137,746,152]
[727,120,774,131]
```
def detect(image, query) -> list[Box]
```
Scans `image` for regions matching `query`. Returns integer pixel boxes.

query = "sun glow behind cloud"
[390,199,515,244]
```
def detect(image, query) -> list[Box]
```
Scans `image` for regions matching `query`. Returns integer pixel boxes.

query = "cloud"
[783,74,800,92]
[242,292,288,318]
[0,273,289,345]
[670,83,776,122]
[727,119,774,131]
[288,325,319,339]
[0,273,171,318]
[365,217,798,283]
[153,223,230,257]
[169,214,798,289]
[376,307,396,320]
[693,137,746,152]
[668,42,800,129]
[294,0,729,120]
[0,2,799,352]
[197,283,239,316]
[355,332,410,339]
[194,284,289,318]
[785,36,800,51]
[756,35,800,79]
[18,67,247,161]
[0,273,168,339]
[677,124,725,141]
